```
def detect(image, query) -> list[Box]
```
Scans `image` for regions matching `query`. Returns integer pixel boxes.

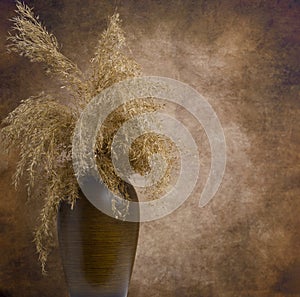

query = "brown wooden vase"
[57,183,139,297]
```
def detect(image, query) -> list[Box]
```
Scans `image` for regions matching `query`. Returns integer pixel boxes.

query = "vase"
[57,182,139,297]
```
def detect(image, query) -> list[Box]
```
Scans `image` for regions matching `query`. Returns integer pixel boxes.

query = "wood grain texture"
[57,185,139,297]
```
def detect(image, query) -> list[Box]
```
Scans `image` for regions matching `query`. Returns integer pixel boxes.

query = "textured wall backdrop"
[0,0,299,296]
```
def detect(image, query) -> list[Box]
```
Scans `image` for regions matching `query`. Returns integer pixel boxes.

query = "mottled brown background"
[0,0,299,296]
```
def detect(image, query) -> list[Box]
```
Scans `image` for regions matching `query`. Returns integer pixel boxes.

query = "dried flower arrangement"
[0,1,175,273]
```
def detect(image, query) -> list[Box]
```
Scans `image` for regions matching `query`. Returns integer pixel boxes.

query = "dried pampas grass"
[0,1,175,273]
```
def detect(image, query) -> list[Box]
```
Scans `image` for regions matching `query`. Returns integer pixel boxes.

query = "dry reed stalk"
[1,1,176,273]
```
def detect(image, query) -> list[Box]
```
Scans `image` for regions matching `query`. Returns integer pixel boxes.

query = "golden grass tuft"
[0,1,176,273]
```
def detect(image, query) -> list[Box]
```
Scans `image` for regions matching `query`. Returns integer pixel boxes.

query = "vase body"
[57,185,139,297]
